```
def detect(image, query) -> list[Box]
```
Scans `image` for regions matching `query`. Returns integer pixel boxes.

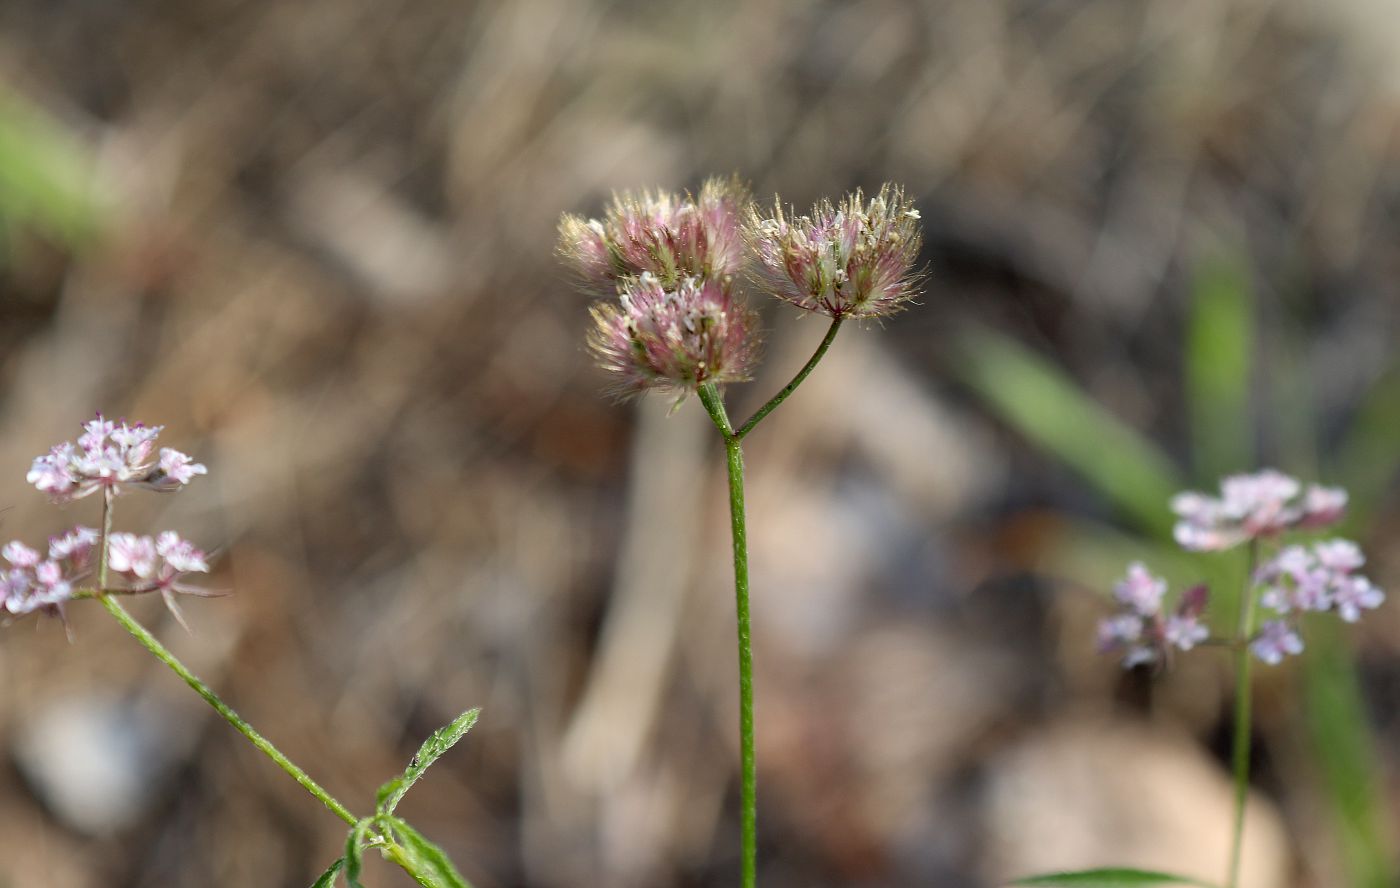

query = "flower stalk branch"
[735,316,843,439]
[97,489,358,827]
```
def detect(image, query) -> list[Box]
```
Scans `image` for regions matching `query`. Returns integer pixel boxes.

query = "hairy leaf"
[377,708,480,815]
[388,817,473,888]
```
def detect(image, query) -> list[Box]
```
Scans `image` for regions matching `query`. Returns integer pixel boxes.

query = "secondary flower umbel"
[1096,563,1210,667]
[747,184,923,319]
[1,525,96,620]
[588,273,760,398]
[27,415,207,503]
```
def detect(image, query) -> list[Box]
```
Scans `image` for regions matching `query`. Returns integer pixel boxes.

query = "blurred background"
[2,0,1399,885]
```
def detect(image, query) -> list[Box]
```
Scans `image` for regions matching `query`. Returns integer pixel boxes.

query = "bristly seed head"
[746,184,924,319]
[588,273,760,400]
[558,176,748,292]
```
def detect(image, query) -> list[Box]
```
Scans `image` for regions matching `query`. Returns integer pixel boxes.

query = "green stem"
[95,492,358,828]
[734,316,843,440]
[1227,540,1260,888]
[697,384,756,888]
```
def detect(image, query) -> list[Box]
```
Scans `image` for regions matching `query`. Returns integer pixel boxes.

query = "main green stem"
[695,320,844,887]
[95,491,358,828]
[1227,541,1260,888]
[698,384,756,888]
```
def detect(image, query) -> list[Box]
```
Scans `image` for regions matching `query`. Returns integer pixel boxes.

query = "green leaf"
[1008,867,1217,887]
[387,817,473,888]
[343,819,373,888]
[1185,256,1253,480]
[0,91,101,247]
[954,326,1183,536]
[377,708,480,815]
[309,858,344,888]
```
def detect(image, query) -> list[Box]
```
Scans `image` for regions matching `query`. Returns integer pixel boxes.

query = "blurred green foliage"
[0,89,101,260]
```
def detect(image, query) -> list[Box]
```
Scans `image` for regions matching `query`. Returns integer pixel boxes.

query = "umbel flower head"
[27,414,206,503]
[1,525,97,620]
[747,184,923,319]
[588,273,760,399]
[558,176,748,291]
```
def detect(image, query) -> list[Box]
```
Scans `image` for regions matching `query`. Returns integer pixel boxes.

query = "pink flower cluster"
[27,415,206,503]
[1096,563,1210,667]
[1,526,97,618]
[747,185,923,319]
[559,179,925,398]
[1100,471,1383,670]
[1171,469,1346,551]
[3,417,214,631]
[107,531,213,629]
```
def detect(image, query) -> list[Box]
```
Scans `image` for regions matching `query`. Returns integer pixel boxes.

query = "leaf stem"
[95,491,358,827]
[734,316,843,440]
[697,383,757,888]
[1227,540,1260,888]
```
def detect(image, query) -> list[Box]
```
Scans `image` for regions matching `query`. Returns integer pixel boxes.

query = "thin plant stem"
[95,491,358,827]
[1227,540,1261,888]
[734,316,843,440]
[697,383,756,888]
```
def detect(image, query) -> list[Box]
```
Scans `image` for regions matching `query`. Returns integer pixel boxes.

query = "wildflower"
[26,415,206,503]
[588,273,760,399]
[1250,620,1304,665]
[0,526,96,621]
[1333,576,1385,623]
[1256,539,1382,620]
[558,177,748,290]
[1171,469,1346,552]
[747,184,923,319]
[1113,562,1166,616]
[1097,568,1208,668]
[107,531,214,631]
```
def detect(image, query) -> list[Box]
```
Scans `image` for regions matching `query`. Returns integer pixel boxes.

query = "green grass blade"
[1185,257,1253,480]
[1302,622,1397,888]
[955,326,1183,536]
[1009,868,1216,887]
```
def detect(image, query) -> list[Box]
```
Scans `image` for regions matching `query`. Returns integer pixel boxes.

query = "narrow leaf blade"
[344,819,373,888]
[1009,867,1216,887]
[954,326,1183,536]
[378,708,480,814]
[389,817,473,888]
[309,858,344,888]
[1186,256,1254,479]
